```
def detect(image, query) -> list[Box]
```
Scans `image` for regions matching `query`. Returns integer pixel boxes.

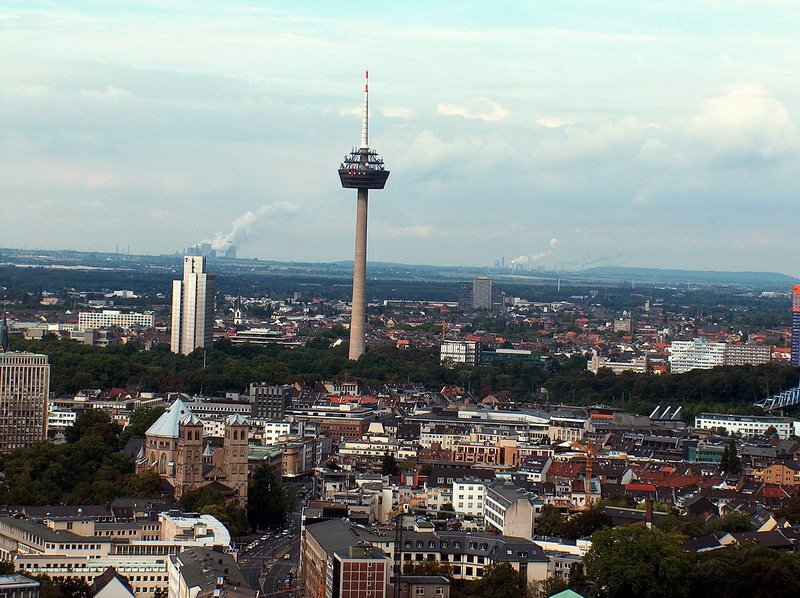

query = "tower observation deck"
[339,70,390,360]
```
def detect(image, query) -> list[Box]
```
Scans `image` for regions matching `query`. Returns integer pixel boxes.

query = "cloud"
[509,252,549,268]
[549,237,561,247]
[688,83,798,163]
[437,99,507,122]
[380,106,413,118]
[536,116,570,128]
[79,86,135,103]
[337,106,361,117]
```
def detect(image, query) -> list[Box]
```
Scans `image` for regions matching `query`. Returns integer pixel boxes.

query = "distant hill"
[580,266,798,286]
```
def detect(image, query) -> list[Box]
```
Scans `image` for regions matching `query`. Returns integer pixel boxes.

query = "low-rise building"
[694,413,792,439]
[168,547,255,598]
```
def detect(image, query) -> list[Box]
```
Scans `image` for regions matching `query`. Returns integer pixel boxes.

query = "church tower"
[175,414,204,500]
[223,414,250,507]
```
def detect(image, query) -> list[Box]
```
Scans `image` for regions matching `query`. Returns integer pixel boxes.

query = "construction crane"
[435,321,447,341]
[570,440,598,509]
[387,486,447,598]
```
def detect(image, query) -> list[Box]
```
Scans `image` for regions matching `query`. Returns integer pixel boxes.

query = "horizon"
[3,2,799,276]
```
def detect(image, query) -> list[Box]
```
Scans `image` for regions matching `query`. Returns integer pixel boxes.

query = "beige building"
[77,310,155,330]
[137,400,250,506]
[0,352,50,453]
[0,512,232,598]
[171,256,215,355]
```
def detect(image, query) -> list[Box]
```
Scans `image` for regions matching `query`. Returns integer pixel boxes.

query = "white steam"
[205,202,297,252]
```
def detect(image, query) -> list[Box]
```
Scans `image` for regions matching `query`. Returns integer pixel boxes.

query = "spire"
[360,69,369,149]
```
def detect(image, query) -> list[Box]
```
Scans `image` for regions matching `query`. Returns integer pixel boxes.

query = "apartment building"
[77,310,155,330]
[0,512,232,598]
[451,480,486,518]
[484,482,541,541]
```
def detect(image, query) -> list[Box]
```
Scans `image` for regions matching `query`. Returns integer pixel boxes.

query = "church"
[137,398,250,507]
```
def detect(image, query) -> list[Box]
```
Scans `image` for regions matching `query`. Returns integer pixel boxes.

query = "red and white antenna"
[361,69,369,149]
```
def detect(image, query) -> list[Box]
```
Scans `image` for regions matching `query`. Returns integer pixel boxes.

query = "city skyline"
[3,2,800,275]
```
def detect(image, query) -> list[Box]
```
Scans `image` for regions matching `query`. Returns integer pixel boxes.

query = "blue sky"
[2,1,799,275]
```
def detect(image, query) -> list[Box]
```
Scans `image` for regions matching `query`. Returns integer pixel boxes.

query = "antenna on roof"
[361,69,369,149]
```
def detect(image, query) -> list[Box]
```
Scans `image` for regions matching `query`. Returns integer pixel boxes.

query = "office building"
[249,383,293,420]
[78,310,155,330]
[792,285,800,366]
[669,338,726,373]
[171,256,216,355]
[670,338,771,373]
[0,352,50,453]
[439,340,479,366]
[457,278,504,311]
[694,413,792,439]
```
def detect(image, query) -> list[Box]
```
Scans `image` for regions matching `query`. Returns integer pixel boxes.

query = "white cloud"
[79,86,135,103]
[549,237,561,247]
[688,83,798,161]
[380,106,413,118]
[437,99,507,122]
[536,116,570,128]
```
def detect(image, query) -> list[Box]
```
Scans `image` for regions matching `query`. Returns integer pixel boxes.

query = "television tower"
[339,70,390,360]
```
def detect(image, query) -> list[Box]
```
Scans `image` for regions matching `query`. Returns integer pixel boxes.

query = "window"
[416,588,425,596]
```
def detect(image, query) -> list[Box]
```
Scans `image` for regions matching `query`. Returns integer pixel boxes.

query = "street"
[237,477,310,596]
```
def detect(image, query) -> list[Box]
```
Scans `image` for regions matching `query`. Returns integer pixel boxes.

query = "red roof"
[626,483,657,492]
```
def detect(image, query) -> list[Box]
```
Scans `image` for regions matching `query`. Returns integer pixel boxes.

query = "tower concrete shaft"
[339,70,389,361]
[349,188,368,359]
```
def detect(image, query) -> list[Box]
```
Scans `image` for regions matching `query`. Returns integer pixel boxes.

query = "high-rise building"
[792,285,800,366]
[338,71,390,360]
[472,277,493,310]
[170,256,216,355]
[249,383,293,420]
[0,352,50,453]
[458,277,503,311]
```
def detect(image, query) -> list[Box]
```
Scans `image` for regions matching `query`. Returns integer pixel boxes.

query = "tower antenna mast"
[338,70,390,360]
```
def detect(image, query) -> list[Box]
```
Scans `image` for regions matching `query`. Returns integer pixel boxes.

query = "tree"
[689,543,800,597]
[535,504,564,537]
[584,526,692,598]
[702,512,754,535]
[775,494,800,524]
[538,577,569,597]
[248,464,294,530]
[64,410,122,447]
[0,560,14,574]
[381,453,400,476]
[560,508,614,539]
[465,563,526,598]
[177,485,227,512]
[719,438,741,474]
[119,406,165,447]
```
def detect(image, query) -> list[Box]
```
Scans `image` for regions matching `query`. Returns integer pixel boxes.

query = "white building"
[171,256,215,355]
[47,405,78,434]
[452,480,485,518]
[669,338,726,373]
[440,341,479,366]
[77,310,155,330]
[1,513,231,598]
[262,421,293,445]
[694,413,792,439]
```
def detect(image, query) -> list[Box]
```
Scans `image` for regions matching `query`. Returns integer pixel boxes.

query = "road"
[237,477,310,596]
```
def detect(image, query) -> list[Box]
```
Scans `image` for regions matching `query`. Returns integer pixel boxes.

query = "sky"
[2,1,799,275]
